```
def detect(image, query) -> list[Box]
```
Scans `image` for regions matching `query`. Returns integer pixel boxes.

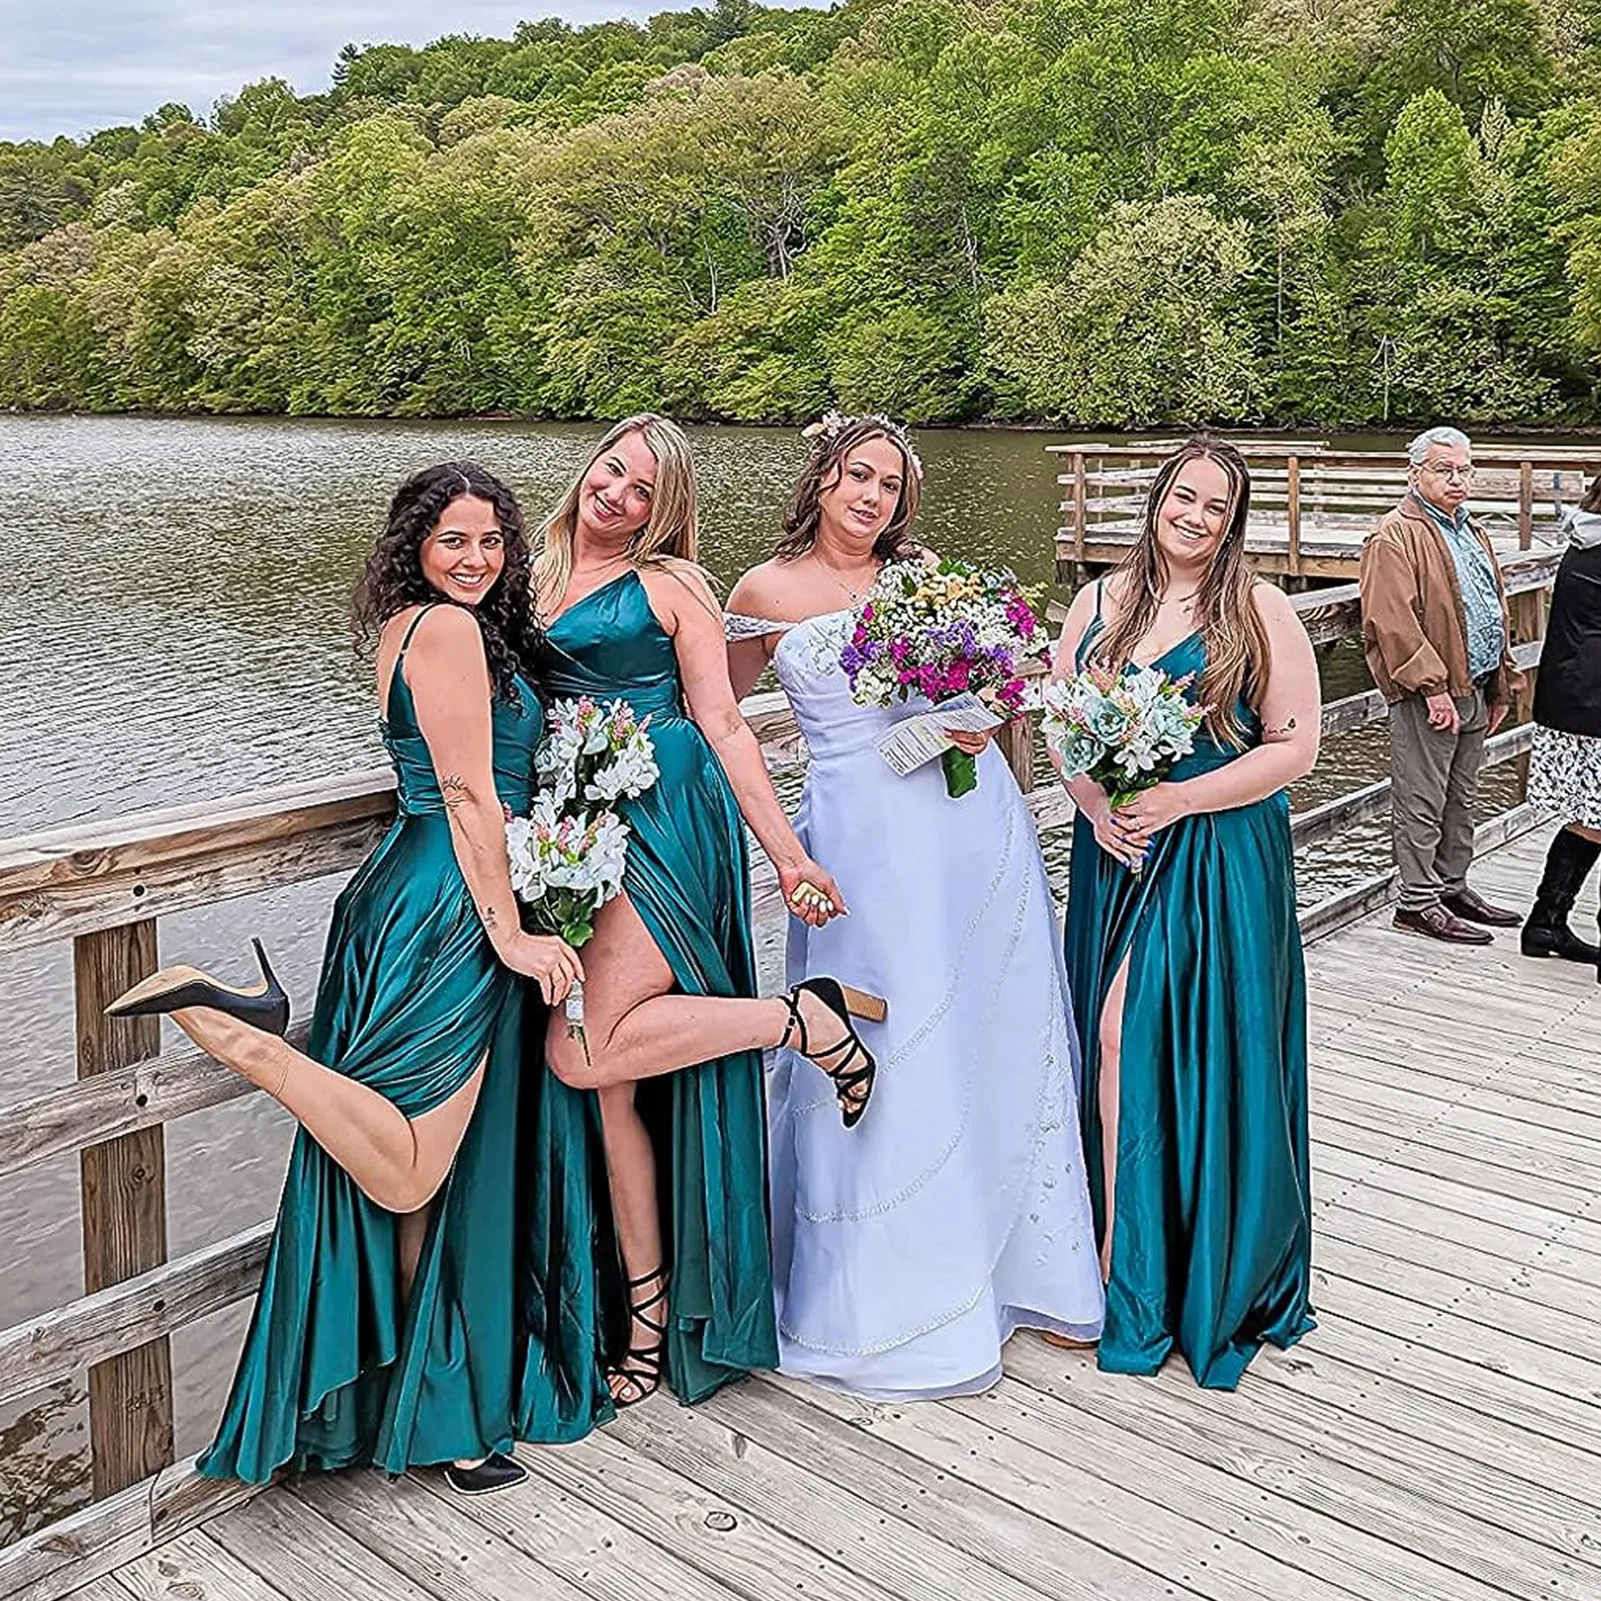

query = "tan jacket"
[1358,494,1524,706]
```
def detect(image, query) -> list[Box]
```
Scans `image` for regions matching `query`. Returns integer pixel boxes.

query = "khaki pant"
[1389,687,1490,912]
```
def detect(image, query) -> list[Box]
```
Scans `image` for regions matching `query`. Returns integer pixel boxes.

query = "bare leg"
[167,1005,484,1215]
[597,1081,667,1402]
[397,1204,431,1302]
[1097,957,1131,1286]
[544,893,845,1091]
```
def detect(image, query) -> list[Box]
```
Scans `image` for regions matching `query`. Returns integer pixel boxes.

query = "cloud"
[0,0,674,143]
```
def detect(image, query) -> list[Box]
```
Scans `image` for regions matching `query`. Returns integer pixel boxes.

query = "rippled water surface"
[0,414,1525,1536]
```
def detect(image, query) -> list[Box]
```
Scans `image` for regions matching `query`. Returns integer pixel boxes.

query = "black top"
[1534,542,1601,737]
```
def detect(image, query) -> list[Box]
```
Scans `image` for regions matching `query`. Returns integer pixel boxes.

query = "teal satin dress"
[199,605,611,1481]
[1064,611,1314,1390]
[542,569,778,1403]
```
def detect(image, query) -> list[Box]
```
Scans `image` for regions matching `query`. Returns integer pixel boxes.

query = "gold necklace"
[815,553,879,604]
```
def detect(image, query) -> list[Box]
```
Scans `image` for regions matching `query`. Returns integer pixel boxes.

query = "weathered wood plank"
[75,924,174,1500]
[113,1531,288,1601]
[0,1224,272,1407]
[291,1470,592,1601]
[0,1026,291,1181]
[205,1491,443,1601]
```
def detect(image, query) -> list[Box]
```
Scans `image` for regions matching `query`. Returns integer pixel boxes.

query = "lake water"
[0,414,1524,1537]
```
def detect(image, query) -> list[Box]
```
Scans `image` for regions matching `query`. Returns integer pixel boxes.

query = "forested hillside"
[2,0,1599,425]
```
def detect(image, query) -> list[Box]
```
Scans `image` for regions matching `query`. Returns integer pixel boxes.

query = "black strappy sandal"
[608,1269,668,1408]
[782,976,882,1129]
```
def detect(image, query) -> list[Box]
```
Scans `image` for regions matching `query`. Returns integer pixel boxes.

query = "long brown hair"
[1094,434,1270,748]
[532,414,704,615]
[775,416,924,563]
[1582,472,1601,514]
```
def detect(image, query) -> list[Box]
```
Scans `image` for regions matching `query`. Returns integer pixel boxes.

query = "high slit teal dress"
[198,604,611,1481]
[541,569,778,1403]
[1063,605,1314,1391]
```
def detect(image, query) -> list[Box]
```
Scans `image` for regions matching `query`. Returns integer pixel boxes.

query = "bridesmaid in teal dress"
[532,416,886,1409]
[107,463,606,1489]
[1051,435,1322,1390]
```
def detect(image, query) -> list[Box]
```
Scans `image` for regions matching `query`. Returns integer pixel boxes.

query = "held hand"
[944,727,995,757]
[1487,700,1510,735]
[779,860,849,927]
[1081,786,1144,871]
[1113,783,1191,852]
[506,933,585,1006]
[1425,692,1461,734]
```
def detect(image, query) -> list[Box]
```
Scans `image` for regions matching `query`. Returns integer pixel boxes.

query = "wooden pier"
[3,552,1596,1600]
[1053,441,1601,584]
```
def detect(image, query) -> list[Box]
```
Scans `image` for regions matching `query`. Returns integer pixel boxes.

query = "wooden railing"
[0,551,1561,1601]
[1052,442,1600,581]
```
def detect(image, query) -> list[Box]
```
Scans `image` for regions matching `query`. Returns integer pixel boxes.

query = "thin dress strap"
[396,602,440,666]
[724,612,795,642]
[1093,579,1105,622]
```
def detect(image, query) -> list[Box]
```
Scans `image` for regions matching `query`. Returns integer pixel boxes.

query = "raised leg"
[166,1005,484,1215]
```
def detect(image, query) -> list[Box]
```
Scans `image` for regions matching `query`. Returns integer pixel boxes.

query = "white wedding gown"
[737,610,1104,1400]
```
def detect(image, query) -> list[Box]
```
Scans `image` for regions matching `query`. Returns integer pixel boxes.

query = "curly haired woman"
[106,462,609,1492]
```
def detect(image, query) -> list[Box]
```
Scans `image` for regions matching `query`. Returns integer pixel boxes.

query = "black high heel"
[608,1269,668,1408]
[782,976,882,1129]
[104,938,290,1037]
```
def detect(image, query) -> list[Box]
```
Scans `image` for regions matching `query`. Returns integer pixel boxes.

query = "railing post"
[999,715,1035,794]
[1071,451,1086,569]
[74,920,175,1498]
[1286,455,1302,577]
[1507,585,1547,801]
[1518,460,1534,550]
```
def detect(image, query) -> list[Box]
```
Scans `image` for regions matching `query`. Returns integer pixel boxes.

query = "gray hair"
[1407,426,1472,466]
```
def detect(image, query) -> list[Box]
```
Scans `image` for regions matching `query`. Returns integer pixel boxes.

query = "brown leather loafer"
[1443,887,1522,927]
[1394,905,1493,944]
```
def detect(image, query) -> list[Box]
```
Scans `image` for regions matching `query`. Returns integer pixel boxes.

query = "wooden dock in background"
[2,533,1596,1599]
[31,827,1601,1601]
[1053,440,1601,583]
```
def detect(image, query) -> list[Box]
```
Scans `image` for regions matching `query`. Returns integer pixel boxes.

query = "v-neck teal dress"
[539,569,778,1403]
[1063,605,1314,1390]
[199,605,611,1481]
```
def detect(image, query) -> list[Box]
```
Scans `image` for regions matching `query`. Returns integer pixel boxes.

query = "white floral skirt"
[1529,725,1601,830]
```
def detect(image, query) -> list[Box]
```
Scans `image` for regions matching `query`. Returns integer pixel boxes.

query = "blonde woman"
[534,415,881,1409]
[1053,434,1321,1389]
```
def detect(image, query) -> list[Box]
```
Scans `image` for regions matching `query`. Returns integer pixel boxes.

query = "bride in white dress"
[726,414,1103,1400]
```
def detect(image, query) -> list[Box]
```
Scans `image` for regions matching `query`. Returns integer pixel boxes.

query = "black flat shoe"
[443,1451,527,1495]
[104,938,290,1036]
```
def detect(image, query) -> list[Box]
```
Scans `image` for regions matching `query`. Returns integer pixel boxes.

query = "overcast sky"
[1,1,691,144]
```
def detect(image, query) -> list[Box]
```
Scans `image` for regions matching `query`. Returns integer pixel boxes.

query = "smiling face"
[575,427,657,542]
[818,435,906,546]
[1154,455,1235,571]
[419,494,504,605]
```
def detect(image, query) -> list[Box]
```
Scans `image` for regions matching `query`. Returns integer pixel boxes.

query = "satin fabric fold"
[542,570,778,1403]
[1064,622,1314,1390]
[200,617,612,1481]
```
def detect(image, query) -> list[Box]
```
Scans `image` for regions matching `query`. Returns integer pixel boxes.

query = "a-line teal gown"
[1063,610,1314,1390]
[541,568,779,1402]
[198,604,613,1483]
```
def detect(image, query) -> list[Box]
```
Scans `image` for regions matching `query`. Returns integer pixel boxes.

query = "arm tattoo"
[481,904,499,931]
[441,773,468,812]
[1266,716,1298,737]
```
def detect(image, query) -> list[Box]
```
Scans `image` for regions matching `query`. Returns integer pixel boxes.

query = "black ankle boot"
[1522,828,1601,964]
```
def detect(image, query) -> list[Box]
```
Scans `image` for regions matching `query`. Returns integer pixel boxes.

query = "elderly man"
[1359,426,1525,944]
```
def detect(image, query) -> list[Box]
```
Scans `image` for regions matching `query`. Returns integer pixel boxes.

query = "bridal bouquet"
[1040,665,1205,870]
[840,558,1049,797]
[507,696,659,1053]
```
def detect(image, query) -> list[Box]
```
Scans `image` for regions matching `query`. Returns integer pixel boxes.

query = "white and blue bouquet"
[1041,663,1205,865]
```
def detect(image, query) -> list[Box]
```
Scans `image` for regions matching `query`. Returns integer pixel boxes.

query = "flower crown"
[800,409,924,480]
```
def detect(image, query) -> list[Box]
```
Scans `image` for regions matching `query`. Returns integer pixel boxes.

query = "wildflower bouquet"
[507,696,659,1052]
[840,558,1049,798]
[1040,665,1206,870]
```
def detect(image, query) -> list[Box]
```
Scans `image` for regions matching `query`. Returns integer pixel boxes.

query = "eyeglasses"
[1420,462,1475,483]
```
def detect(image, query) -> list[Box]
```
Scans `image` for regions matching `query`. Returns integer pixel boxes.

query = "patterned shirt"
[1416,497,1504,682]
